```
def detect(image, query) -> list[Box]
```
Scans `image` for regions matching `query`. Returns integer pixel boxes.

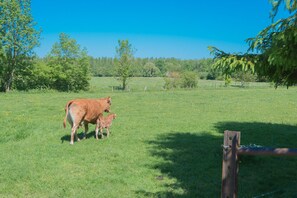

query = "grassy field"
[1,77,297,197]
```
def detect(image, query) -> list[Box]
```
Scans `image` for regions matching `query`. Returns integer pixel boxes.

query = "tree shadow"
[139,122,297,197]
[138,132,222,197]
[215,121,297,197]
[215,121,297,147]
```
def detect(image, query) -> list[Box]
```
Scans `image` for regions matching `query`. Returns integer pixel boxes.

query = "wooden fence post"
[221,131,240,198]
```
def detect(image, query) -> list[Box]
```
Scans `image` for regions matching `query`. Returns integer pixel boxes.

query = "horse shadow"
[60,131,97,143]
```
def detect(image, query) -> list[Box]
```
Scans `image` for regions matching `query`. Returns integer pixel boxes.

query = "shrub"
[14,61,53,90]
[143,62,161,77]
[163,72,181,89]
[181,71,198,88]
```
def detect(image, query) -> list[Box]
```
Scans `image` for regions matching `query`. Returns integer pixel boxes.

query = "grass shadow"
[109,85,123,90]
[139,131,222,197]
[215,121,297,197]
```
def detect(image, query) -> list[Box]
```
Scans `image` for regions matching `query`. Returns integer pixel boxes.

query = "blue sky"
[31,0,287,59]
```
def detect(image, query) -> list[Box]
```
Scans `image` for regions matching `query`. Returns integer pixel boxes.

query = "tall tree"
[115,40,135,90]
[0,0,40,92]
[46,33,90,92]
[209,0,297,87]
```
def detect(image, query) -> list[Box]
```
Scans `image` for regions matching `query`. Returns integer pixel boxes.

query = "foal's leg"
[83,122,89,139]
[106,127,110,137]
[95,119,100,140]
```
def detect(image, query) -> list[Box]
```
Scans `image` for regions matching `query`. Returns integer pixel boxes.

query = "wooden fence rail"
[221,130,297,198]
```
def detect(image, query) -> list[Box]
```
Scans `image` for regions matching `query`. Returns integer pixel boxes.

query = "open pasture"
[1,78,297,197]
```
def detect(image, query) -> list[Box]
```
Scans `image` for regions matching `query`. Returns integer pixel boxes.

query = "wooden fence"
[221,130,297,198]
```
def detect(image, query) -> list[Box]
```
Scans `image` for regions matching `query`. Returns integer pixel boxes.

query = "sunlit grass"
[0,77,297,197]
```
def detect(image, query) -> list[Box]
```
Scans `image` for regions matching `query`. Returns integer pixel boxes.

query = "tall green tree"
[209,0,297,87]
[0,0,40,92]
[46,33,90,92]
[115,40,135,90]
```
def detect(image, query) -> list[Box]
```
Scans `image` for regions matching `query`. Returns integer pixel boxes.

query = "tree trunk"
[122,78,126,90]
[3,70,14,92]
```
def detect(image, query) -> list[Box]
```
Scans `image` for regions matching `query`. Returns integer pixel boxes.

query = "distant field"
[89,77,273,92]
[0,77,297,197]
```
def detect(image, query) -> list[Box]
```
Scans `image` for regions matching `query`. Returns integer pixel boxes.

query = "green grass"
[1,77,297,197]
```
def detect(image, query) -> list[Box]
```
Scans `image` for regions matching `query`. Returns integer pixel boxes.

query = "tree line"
[90,57,215,78]
[32,53,222,91]
[1,0,296,92]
